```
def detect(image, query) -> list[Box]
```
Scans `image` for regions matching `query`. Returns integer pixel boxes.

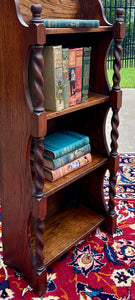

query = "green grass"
[107,67,135,88]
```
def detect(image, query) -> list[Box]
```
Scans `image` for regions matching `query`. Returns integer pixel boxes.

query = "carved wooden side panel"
[80,0,110,25]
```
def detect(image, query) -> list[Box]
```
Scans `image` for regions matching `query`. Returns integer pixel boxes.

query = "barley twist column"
[30,4,47,285]
[106,9,125,234]
[32,45,44,111]
[33,137,45,270]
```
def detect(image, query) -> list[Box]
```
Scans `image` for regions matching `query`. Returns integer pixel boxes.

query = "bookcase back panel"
[20,0,109,26]
[20,0,80,23]
[46,103,109,156]
[44,31,112,95]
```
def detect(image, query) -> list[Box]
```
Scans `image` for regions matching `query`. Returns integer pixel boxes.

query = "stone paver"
[106,88,135,153]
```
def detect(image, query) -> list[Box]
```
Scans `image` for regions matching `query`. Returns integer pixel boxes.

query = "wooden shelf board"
[46,26,113,35]
[46,93,110,120]
[43,153,108,197]
[31,204,105,267]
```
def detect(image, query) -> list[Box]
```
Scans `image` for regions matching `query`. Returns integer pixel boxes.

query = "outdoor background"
[102,0,135,153]
[103,0,135,72]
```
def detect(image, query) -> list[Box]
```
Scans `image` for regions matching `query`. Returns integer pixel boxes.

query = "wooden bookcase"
[0,0,125,296]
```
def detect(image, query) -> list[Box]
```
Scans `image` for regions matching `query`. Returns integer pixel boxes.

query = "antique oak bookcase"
[0,0,125,296]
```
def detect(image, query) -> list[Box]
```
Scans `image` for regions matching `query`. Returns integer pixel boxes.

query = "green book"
[43,19,100,28]
[42,45,64,111]
[62,48,69,108]
[81,47,91,102]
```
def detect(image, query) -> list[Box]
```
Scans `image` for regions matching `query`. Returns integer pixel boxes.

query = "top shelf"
[45,26,113,35]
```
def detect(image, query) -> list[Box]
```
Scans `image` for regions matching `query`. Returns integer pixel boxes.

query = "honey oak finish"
[0,0,125,296]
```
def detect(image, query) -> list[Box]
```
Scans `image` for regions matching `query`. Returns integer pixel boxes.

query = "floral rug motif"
[0,153,135,299]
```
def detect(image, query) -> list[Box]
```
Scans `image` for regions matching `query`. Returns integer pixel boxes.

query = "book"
[43,152,92,182]
[81,47,91,102]
[42,45,64,111]
[68,48,76,106]
[62,48,69,108]
[43,19,100,28]
[75,48,83,104]
[31,143,91,170]
[41,130,90,159]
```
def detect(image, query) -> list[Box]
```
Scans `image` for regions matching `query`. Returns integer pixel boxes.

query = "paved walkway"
[106,88,135,153]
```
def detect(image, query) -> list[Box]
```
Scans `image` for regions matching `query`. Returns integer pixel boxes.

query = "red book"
[75,48,83,104]
[68,48,76,106]
[43,152,92,182]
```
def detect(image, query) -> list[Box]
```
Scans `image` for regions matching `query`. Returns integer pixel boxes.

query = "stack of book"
[42,45,91,111]
[31,130,92,182]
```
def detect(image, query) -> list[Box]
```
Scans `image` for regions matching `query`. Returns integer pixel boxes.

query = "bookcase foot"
[31,267,47,296]
[105,213,117,235]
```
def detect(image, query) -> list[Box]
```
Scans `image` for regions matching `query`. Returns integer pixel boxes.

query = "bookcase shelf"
[46,26,113,35]
[43,153,107,197]
[31,204,105,266]
[46,93,110,120]
[0,0,125,296]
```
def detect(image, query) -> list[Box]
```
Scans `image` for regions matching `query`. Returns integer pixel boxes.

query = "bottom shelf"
[31,205,105,267]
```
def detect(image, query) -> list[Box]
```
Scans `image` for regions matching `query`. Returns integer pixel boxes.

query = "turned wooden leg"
[29,5,47,295]
[105,8,125,234]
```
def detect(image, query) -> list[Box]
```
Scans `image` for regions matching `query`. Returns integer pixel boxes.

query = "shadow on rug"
[0,153,135,299]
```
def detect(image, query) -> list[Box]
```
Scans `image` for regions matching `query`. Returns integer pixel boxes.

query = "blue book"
[43,19,100,28]
[43,143,91,169]
[43,130,90,159]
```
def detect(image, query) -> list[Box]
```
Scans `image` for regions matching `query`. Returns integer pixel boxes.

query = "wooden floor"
[106,88,135,153]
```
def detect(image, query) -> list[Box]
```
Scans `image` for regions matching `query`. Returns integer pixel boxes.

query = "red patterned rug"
[0,153,135,299]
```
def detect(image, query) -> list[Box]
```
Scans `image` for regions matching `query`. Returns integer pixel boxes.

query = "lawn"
[107,67,135,88]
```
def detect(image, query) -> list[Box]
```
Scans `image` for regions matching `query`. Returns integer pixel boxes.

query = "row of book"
[31,130,92,182]
[41,45,91,111]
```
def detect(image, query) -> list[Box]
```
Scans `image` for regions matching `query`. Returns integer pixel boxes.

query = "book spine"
[54,46,64,110]
[68,48,76,107]
[43,45,64,111]
[44,152,92,182]
[45,143,91,169]
[75,48,83,104]
[62,48,69,108]
[81,47,91,102]
[43,19,100,28]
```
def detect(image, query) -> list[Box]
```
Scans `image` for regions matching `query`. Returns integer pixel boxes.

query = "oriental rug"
[0,153,135,300]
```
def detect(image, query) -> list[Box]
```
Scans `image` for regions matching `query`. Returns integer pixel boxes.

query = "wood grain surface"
[20,0,80,23]
[31,204,105,266]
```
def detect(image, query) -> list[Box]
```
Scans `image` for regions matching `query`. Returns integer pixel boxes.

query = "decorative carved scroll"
[80,0,110,26]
